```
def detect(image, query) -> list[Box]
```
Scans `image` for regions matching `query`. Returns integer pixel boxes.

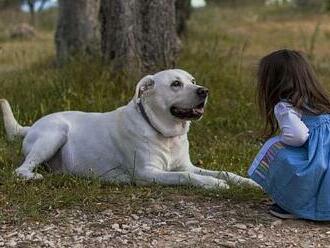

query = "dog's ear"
[134,75,155,99]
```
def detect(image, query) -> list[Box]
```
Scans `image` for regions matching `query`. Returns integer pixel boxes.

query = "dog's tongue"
[193,107,204,115]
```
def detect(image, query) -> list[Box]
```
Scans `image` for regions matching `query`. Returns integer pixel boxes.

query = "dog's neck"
[132,98,190,137]
[136,99,162,135]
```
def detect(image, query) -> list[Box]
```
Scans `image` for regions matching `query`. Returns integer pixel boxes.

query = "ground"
[1,2,330,247]
[2,193,330,247]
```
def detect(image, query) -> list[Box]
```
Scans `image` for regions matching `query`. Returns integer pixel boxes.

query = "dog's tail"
[0,99,30,140]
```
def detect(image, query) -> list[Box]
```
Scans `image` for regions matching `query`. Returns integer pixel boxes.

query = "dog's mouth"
[170,101,206,120]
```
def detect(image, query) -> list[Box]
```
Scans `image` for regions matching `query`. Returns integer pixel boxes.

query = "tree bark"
[55,0,101,64]
[175,0,191,36]
[100,0,180,74]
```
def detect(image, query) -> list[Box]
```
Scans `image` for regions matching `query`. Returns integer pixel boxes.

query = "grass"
[1,3,330,222]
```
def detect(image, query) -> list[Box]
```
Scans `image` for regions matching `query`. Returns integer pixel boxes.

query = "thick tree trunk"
[100,0,180,74]
[175,0,191,36]
[55,0,100,64]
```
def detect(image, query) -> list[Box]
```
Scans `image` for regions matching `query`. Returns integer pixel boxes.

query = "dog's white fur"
[1,69,258,189]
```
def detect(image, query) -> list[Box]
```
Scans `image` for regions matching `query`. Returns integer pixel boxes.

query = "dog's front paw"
[241,178,262,189]
[216,180,230,190]
[199,178,230,190]
[15,168,44,180]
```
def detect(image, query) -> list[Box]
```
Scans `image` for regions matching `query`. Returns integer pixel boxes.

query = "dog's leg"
[16,132,67,180]
[182,164,260,188]
[134,166,229,189]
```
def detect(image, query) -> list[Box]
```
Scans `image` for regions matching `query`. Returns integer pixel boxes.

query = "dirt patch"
[1,195,330,247]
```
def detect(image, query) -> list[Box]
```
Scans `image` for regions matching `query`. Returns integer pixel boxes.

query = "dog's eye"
[171,80,183,88]
[191,79,196,84]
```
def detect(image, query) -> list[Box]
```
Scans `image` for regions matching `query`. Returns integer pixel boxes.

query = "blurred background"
[1,0,330,214]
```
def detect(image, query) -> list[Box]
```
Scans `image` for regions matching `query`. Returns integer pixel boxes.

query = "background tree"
[100,0,180,73]
[324,0,330,10]
[293,0,326,7]
[0,0,21,11]
[55,0,101,64]
[294,0,311,6]
[175,0,191,36]
[37,0,49,12]
[25,0,36,25]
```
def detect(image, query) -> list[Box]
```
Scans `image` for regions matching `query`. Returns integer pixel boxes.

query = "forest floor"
[2,2,330,248]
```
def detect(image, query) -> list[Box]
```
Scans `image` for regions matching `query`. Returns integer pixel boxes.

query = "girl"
[248,49,330,220]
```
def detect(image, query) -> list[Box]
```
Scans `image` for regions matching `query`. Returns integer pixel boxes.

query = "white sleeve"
[274,102,309,147]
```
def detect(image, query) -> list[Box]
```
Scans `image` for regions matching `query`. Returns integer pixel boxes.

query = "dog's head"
[133,69,208,137]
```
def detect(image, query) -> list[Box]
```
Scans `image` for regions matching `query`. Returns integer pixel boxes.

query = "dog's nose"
[196,87,209,98]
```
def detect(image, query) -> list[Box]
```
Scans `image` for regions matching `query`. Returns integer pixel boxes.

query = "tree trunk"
[294,0,312,6]
[55,0,101,64]
[27,0,36,26]
[175,0,191,36]
[325,0,330,11]
[100,0,180,74]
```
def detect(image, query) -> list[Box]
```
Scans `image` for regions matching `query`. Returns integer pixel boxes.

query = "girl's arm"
[274,102,309,147]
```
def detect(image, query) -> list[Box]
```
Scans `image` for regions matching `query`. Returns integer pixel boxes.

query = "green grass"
[1,3,330,221]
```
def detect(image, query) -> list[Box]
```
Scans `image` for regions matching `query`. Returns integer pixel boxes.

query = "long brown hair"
[257,49,330,137]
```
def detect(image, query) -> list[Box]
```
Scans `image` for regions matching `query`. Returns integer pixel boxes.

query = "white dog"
[0,69,257,189]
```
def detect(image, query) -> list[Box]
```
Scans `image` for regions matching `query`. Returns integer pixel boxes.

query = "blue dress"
[249,114,330,220]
